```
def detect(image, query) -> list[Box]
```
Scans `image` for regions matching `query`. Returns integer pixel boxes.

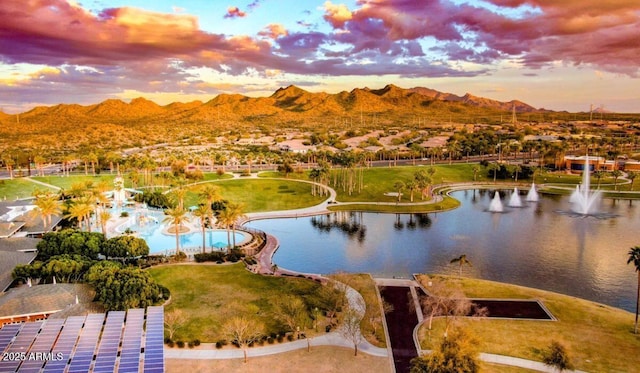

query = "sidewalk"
[165,330,388,360]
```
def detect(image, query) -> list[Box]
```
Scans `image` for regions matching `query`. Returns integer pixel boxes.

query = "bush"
[176,341,185,348]
[215,340,228,349]
[267,337,274,344]
[166,341,175,348]
[287,334,294,342]
[194,252,225,263]
[191,339,201,347]
[276,335,284,343]
[164,337,173,344]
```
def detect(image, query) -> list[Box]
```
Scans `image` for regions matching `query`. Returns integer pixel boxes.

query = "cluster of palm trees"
[161,184,246,255]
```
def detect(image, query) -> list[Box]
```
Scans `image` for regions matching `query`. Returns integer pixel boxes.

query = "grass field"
[32,174,121,190]
[415,274,640,372]
[0,178,58,200]
[148,264,328,342]
[183,179,325,212]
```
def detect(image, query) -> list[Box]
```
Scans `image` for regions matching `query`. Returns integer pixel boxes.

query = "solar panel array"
[143,306,165,373]
[118,308,144,373]
[0,307,164,373]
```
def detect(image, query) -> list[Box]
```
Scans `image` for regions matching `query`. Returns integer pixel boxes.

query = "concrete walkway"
[165,330,388,360]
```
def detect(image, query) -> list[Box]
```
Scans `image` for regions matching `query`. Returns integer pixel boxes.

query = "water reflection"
[246,190,639,312]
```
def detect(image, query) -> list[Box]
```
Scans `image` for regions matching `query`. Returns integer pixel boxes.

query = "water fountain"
[569,154,601,215]
[488,191,504,212]
[526,183,539,202]
[508,188,522,207]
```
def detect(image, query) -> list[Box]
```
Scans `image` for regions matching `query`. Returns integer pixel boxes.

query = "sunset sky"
[1,0,638,113]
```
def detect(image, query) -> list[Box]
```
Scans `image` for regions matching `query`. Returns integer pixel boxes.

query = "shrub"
[215,340,228,349]
[166,341,175,348]
[267,337,274,344]
[191,339,201,346]
[176,341,185,348]
[164,337,173,344]
[287,335,294,342]
[276,335,284,343]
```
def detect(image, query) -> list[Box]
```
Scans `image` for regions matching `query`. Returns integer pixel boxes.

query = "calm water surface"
[246,190,640,312]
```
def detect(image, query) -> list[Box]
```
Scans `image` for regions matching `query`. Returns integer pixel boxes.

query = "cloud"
[224,6,246,19]
[258,24,288,39]
[323,1,353,28]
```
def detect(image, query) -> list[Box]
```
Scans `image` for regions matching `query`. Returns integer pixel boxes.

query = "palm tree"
[163,207,189,255]
[199,185,221,207]
[226,202,246,248]
[627,246,640,334]
[98,209,111,237]
[192,204,212,253]
[393,181,405,202]
[611,169,623,191]
[65,196,94,231]
[627,171,637,191]
[33,192,61,232]
[217,202,246,250]
[450,254,473,276]
[487,162,500,183]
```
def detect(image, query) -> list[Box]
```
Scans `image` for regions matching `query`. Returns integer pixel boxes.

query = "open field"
[148,263,328,342]
[415,274,640,372]
[182,179,325,211]
[0,178,57,200]
[33,174,122,190]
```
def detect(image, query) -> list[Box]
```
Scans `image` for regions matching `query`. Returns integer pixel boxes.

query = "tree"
[472,165,480,181]
[164,309,185,340]
[36,230,104,260]
[487,162,500,182]
[541,340,574,372]
[163,207,189,255]
[85,263,166,311]
[450,254,472,276]
[593,170,604,189]
[102,235,150,260]
[98,209,111,237]
[410,328,479,373]
[272,295,308,339]
[32,191,61,232]
[192,204,212,253]
[627,171,637,191]
[394,181,405,202]
[223,317,264,363]
[627,246,640,334]
[611,169,623,191]
[339,306,364,356]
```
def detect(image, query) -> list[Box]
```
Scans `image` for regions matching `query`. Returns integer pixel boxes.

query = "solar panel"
[66,313,104,373]
[0,323,22,354]
[16,319,65,373]
[93,310,125,373]
[116,308,144,373]
[143,306,164,372]
[0,321,42,372]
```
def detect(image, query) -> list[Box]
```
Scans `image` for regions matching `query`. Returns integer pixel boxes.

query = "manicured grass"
[328,196,461,213]
[415,274,640,373]
[0,178,57,200]
[201,172,234,181]
[33,174,121,190]
[183,179,325,212]
[148,263,327,342]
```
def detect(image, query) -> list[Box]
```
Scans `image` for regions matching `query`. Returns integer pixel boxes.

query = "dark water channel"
[246,189,640,312]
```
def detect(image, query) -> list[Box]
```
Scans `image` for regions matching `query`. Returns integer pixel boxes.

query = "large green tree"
[102,235,150,260]
[85,262,166,311]
[36,229,104,260]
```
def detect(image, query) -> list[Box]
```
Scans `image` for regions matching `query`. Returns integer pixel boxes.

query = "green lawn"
[328,196,461,213]
[33,174,120,190]
[0,178,57,200]
[148,264,327,342]
[183,179,325,212]
[415,275,640,373]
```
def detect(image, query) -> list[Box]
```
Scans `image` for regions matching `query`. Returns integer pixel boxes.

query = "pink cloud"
[224,6,246,19]
[258,24,289,39]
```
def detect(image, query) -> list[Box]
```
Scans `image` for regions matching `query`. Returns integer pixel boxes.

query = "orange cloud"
[323,1,353,28]
[259,24,288,39]
[225,6,247,18]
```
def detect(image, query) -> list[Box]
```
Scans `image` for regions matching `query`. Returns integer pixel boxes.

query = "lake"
[246,189,640,312]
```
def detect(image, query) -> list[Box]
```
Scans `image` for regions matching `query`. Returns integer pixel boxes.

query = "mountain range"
[3,84,540,128]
